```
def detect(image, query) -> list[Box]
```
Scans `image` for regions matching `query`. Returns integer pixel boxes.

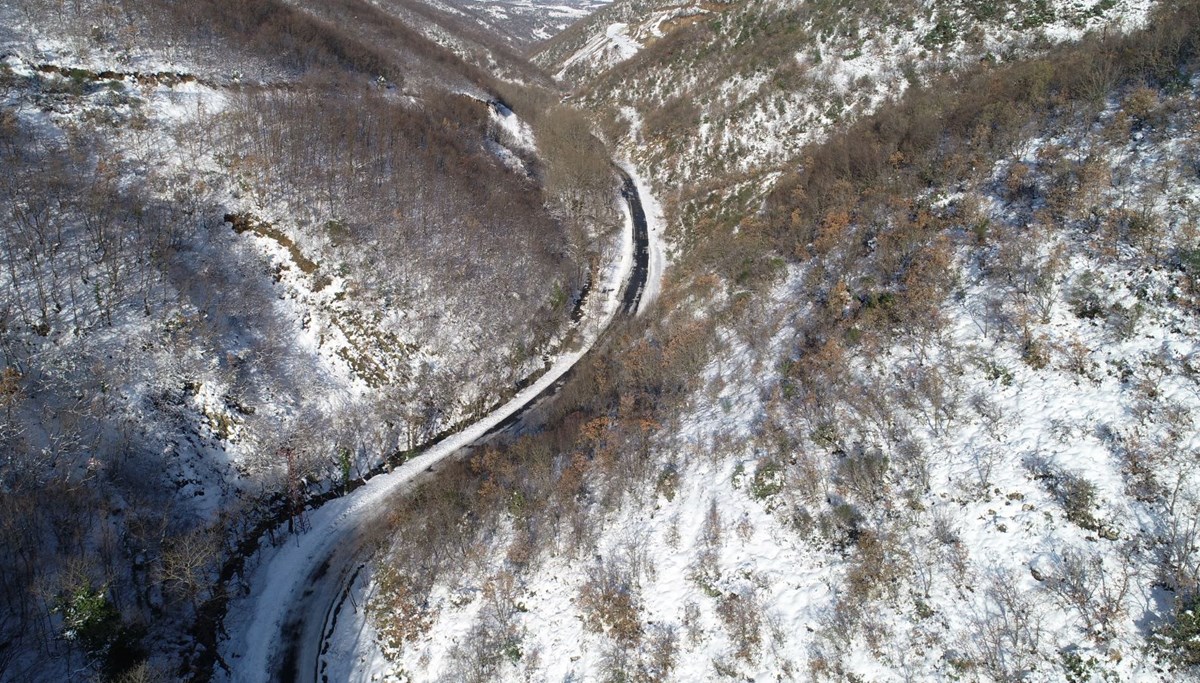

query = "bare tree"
[965,571,1046,682]
[159,527,218,611]
[1043,546,1134,641]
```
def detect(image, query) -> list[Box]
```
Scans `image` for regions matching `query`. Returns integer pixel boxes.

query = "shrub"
[1158,592,1200,665]
[811,420,842,451]
[682,600,703,645]
[1061,337,1097,381]
[967,571,1047,681]
[368,566,431,651]
[750,458,784,501]
[1019,0,1057,28]
[980,359,1014,386]
[818,503,862,550]
[835,448,889,503]
[1068,273,1105,319]
[921,16,958,50]
[579,560,643,646]
[1060,650,1117,683]
[111,661,167,683]
[1106,301,1143,341]
[56,582,121,657]
[1123,86,1161,130]
[1044,548,1132,640]
[1005,162,1036,202]
[656,463,680,501]
[1023,334,1051,369]
[716,590,762,662]
[1060,473,1101,531]
[635,624,680,683]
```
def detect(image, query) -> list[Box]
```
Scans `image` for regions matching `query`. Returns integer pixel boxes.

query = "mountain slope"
[353,1,1200,680]
[538,0,1155,248]
[0,0,625,680]
[440,0,612,49]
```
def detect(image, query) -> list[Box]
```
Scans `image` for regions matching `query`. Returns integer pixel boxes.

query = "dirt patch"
[225,212,321,276]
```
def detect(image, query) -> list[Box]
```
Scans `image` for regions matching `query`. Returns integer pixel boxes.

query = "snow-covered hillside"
[540,0,1156,247]
[355,5,1200,679]
[7,0,1200,680]
[0,51,570,488]
[443,0,611,46]
[0,0,614,679]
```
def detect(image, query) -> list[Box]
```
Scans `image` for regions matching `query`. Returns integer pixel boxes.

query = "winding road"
[217,165,655,683]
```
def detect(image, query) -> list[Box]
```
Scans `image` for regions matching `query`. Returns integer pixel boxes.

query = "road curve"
[217,168,653,683]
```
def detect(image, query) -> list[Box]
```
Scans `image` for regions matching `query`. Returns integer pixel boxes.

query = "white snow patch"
[556,22,641,80]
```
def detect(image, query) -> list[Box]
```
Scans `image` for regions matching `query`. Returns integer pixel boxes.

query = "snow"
[560,0,1158,223]
[3,0,1186,679]
[604,22,641,59]
[363,243,1195,678]
[450,0,608,47]
[556,22,642,80]
[315,568,392,683]
[486,100,538,173]
[489,102,536,152]
[217,169,642,682]
[349,67,1200,681]
[1,15,621,670]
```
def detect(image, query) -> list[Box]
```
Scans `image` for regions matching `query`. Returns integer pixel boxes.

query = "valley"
[221,154,655,683]
[3,1,1200,682]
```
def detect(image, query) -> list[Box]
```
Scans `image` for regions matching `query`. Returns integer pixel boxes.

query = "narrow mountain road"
[217,167,655,683]
[618,169,650,315]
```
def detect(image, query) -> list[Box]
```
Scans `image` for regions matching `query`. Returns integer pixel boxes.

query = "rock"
[1029,553,1054,582]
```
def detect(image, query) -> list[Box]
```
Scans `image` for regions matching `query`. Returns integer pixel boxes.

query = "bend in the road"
[217,167,654,683]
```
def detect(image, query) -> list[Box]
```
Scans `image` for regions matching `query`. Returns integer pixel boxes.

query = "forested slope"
[0,0,621,680]
[436,0,611,50]
[357,1,1200,680]
[538,0,1154,249]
